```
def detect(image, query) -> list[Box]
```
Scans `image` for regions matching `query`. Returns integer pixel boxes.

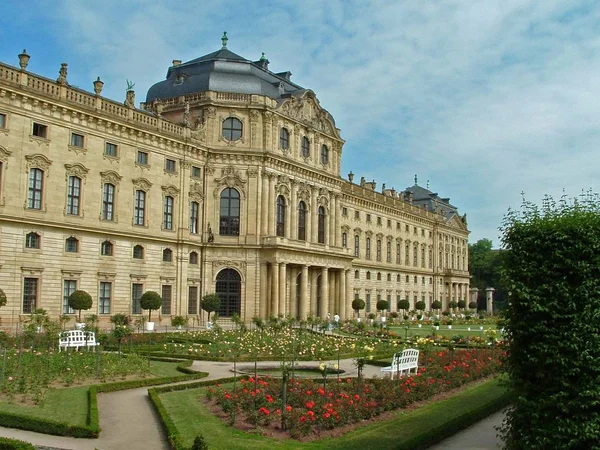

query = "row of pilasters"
[443,282,470,310]
[259,171,340,246]
[259,262,351,320]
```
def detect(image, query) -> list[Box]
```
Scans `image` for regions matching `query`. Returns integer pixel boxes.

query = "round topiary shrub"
[140,291,163,322]
[351,298,365,317]
[68,290,93,322]
[457,299,466,309]
[415,300,426,311]
[376,299,388,312]
[431,300,442,310]
[397,298,410,312]
[469,301,478,310]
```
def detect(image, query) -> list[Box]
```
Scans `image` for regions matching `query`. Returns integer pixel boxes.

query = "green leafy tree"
[397,298,410,315]
[431,300,442,313]
[139,291,162,322]
[376,299,388,312]
[468,238,507,308]
[415,300,426,312]
[68,290,93,322]
[0,289,6,309]
[351,298,365,317]
[499,192,600,449]
[201,293,220,322]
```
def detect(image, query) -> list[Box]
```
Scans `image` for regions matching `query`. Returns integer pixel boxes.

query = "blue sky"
[2,0,599,246]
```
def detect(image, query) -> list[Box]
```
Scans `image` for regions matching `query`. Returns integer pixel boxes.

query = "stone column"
[290,181,298,240]
[320,267,329,319]
[345,269,351,320]
[470,287,478,306]
[310,269,318,316]
[329,270,336,314]
[311,187,318,243]
[340,269,346,319]
[261,172,269,236]
[328,193,335,246]
[486,287,495,315]
[259,262,268,319]
[300,265,309,319]
[334,195,340,247]
[279,263,287,316]
[271,263,279,317]
[268,175,276,236]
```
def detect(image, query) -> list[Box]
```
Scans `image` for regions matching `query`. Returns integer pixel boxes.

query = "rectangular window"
[188,286,198,315]
[366,238,371,260]
[132,283,143,314]
[28,168,43,209]
[165,159,176,172]
[354,211,360,220]
[70,133,84,147]
[387,219,391,228]
[102,183,115,221]
[377,217,382,225]
[386,242,391,263]
[163,196,174,230]
[161,285,172,315]
[0,113,6,128]
[342,207,348,217]
[354,235,359,257]
[396,243,401,264]
[366,294,371,312]
[342,232,347,248]
[376,240,381,261]
[137,151,148,165]
[366,214,371,222]
[99,282,111,314]
[190,201,199,234]
[32,122,48,138]
[67,176,81,215]
[23,278,38,313]
[134,190,146,225]
[191,166,201,178]
[105,142,118,157]
[63,280,77,314]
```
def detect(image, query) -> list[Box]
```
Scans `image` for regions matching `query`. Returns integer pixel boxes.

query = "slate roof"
[145,46,306,103]
[404,184,459,221]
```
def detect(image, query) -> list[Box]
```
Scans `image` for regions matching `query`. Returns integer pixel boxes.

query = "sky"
[2,0,599,247]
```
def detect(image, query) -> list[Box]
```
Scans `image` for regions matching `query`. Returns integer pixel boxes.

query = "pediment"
[277,91,340,139]
[446,213,468,231]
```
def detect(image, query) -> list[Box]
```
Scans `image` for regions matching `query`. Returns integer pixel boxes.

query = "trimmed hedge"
[0,437,36,449]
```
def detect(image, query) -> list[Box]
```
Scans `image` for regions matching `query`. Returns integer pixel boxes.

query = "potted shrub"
[171,315,187,330]
[447,318,454,329]
[352,298,365,319]
[201,293,220,326]
[68,290,93,328]
[140,291,163,331]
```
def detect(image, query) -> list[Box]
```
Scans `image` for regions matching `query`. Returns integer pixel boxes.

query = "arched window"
[321,144,329,164]
[222,117,242,141]
[301,136,310,158]
[354,235,360,257]
[317,206,326,244]
[377,272,381,281]
[219,188,240,236]
[366,238,371,260]
[376,239,382,261]
[65,237,78,253]
[341,232,347,248]
[25,232,40,249]
[387,273,391,281]
[189,251,198,264]
[163,248,173,262]
[354,270,359,279]
[101,240,113,256]
[387,241,391,263]
[280,127,289,150]
[276,195,286,237]
[397,274,401,282]
[133,244,144,259]
[366,271,371,280]
[297,201,307,241]
[396,243,401,264]
[216,269,241,317]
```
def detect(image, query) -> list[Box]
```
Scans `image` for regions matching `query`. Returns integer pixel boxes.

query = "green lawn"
[158,376,509,450]
[148,360,191,378]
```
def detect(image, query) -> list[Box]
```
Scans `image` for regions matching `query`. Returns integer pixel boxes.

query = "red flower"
[224,393,231,400]
[286,405,292,412]
[300,416,306,423]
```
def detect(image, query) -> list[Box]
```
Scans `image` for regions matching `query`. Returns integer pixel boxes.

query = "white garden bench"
[381,348,420,379]
[58,330,99,352]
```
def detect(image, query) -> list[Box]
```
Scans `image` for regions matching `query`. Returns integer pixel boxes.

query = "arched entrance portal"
[215,269,241,317]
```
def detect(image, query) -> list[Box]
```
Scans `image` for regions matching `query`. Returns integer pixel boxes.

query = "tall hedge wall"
[500,195,600,449]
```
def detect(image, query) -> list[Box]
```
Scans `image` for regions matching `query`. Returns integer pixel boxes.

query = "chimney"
[172,60,182,67]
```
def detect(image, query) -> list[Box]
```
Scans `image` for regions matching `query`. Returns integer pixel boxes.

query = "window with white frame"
[134,190,146,225]
[99,281,111,314]
[101,240,113,256]
[25,232,40,249]
[63,280,77,314]
[28,168,44,209]
[105,142,118,157]
[70,133,84,148]
[163,196,174,230]
[66,176,81,215]
[102,183,115,221]
[65,237,79,253]
[23,278,38,313]
[190,201,199,234]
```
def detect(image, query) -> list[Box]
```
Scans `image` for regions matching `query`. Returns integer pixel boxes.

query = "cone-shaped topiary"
[68,290,93,322]
[140,291,163,322]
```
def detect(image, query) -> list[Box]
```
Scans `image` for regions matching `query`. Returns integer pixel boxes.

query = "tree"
[397,299,410,315]
[499,192,600,449]
[415,301,426,312]
[376,299,388,312]
[457,299,466,310]
[351,298,365,317]
[468,301,477,310]
[431,300,442,313]
[468,238,507,309]
[140,291,162,322]
[68,290,93,322]
[201,293,220,322]
[0,289,6,309]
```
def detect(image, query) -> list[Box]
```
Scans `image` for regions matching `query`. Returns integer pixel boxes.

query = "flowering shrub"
[207,348,502,438]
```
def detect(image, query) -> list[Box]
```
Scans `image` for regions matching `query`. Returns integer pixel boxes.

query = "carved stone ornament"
[249,110,260,122]
[0,145,12,162]
[100,170,122,185]
[354,227,363,235]
[365,230,373,238]
[277,92,334,135]
[213,165,246,198]
[64,163,89,179]
[204,163,215,175]
[162,185,180,197]
[276,183,290,197]
[247,167,258,178]
[189,182,204,202]
[25,154,52,172]
[212,260,246,280]
[206,107,217,118]
[297,187,311,204]
[263,111,273,123]
[318,195,329,207]
[376,233,384,239]
[341,225,350,233]
[132,177,152,191]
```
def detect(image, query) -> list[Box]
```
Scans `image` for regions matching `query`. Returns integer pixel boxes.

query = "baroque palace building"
[0,35,470,327]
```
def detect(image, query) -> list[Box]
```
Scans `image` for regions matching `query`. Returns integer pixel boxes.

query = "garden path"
[0,359,502,449]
